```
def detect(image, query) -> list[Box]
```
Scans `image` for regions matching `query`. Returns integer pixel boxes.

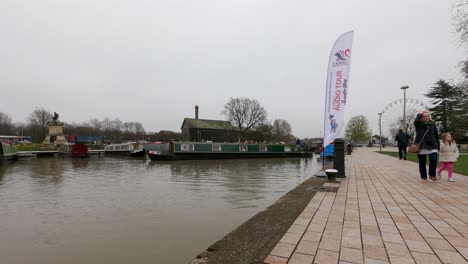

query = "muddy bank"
[191,176,326,264]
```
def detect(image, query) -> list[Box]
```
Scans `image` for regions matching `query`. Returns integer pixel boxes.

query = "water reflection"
[147,158,314,208]
[71,158,89,169]
[0,156,320,264]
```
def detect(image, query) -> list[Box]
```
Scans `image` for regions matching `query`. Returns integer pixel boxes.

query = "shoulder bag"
[408,127,429,153]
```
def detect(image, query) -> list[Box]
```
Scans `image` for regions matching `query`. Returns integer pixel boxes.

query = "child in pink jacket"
[437,133,459,182]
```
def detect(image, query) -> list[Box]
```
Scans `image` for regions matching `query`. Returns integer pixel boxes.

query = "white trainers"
[437,171,442,180]
[448,178,455,182]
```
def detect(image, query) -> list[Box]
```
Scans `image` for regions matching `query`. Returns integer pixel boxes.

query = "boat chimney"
[195,105,199,119]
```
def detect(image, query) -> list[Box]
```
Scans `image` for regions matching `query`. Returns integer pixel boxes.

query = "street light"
[401,85,409,131]
[378,113,382,152]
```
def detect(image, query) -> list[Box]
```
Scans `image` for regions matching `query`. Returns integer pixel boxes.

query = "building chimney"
[195,105,199,119]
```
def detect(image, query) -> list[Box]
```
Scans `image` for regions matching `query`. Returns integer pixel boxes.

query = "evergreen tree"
[424,79,466,140]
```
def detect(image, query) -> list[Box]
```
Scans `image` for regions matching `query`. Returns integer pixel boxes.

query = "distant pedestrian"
[414,111,440,182]
[395,129,410,160]
[437,133,459,182]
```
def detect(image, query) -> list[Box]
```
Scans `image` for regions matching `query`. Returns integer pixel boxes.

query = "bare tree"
[272,119,293,143]
[0,112,15,135]
[222,97,267,140]
[135,122,145,141]
[27,108,52,141]
[27,108,52,129]
[453,0,468,46]
[89,118,102,132]
[14,122,26,136]
[101,117,112,134]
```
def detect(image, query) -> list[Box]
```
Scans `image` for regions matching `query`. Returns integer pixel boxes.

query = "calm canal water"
[0,156,320,264]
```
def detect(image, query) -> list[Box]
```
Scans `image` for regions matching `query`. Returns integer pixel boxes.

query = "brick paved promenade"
[265,148,468,264]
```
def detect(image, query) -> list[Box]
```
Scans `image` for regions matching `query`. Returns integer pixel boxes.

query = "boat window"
[212,144,221,151]
[284,146,291,152]
[260,145,267,152]
[239,145,248,152]
[181,144,193,151]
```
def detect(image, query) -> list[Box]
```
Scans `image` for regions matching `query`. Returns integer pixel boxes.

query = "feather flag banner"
[323,31,354,148]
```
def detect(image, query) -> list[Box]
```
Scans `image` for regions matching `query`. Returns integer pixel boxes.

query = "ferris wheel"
[379,98,430,139]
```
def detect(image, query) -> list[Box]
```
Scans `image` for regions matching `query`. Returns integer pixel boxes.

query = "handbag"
[408,127,429,153]
[408,142,421,153]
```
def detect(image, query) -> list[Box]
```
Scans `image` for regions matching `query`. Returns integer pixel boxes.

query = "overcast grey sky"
[1,0,465,138]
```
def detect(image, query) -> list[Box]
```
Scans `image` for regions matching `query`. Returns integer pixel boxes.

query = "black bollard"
[347,144,352,155]
[334,138,346,178]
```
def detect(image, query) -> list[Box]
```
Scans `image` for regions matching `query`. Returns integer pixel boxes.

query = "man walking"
[395,129,410,160]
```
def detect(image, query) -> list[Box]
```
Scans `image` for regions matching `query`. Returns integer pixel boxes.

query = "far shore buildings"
[181,105,235,142]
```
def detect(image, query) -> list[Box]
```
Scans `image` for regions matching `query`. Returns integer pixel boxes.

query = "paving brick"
[296,240,319,255]
[362,234,384,247]
[289,224,308,235]
[384,242,412,257]
[364,258,389,264]
[319,237,341,252]
[425,238,456,251]
[388,255,416,264]
[435,227,462,236]
[446,235,468,247]
[295,217,312,226]
[302,231,322,242]
[379,224,399,234]
[280,232,302,245]
[412,252,441,264]
[342,228,361,238]
[314,249,339,264]
[307,223,326,233]
[264,255,288,264]
[289,252,314,264]
[396,223,417,231]
[270,242,296,258]
[381,232,405,244]
[344,220,360,229]
[400,230,424,241]
[340,247,364,264]
[418,229,443,239]
[363,244,388,261]
[405,240,433,254]
[434,249,468,264]
[341,236,362,249]
[362,226,380,236]
[455,247,468,259]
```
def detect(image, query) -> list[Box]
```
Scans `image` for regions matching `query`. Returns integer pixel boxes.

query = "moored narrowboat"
[147,142,313,161]
[58,143,89,158]
[104,142,147,157]
[0,142,18,162]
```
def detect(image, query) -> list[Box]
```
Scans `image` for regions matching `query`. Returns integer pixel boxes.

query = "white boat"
[104,142,147,157]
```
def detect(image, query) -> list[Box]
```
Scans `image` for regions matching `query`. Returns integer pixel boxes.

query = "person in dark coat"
[413,111,440,182]
[395,129,410,160]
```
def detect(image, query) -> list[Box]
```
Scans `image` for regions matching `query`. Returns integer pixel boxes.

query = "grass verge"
[379,151,468,176]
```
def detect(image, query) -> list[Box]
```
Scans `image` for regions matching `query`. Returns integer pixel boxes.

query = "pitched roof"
[181,118,233,130]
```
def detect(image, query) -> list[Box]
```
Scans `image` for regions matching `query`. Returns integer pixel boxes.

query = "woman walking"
[437,133,459,182]
[414,111,440,182]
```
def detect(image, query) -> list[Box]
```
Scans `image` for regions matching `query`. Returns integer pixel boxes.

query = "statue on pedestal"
[52,112,59,121]
[43,111,67,145]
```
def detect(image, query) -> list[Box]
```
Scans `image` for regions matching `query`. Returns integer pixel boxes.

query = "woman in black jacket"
[413,111,440,182]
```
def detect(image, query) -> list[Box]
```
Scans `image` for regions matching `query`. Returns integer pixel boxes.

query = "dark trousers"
[398,145,407,159]
[417,152,438,179]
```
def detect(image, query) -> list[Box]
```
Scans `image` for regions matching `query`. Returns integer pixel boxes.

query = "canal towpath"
[265,147,468,264]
